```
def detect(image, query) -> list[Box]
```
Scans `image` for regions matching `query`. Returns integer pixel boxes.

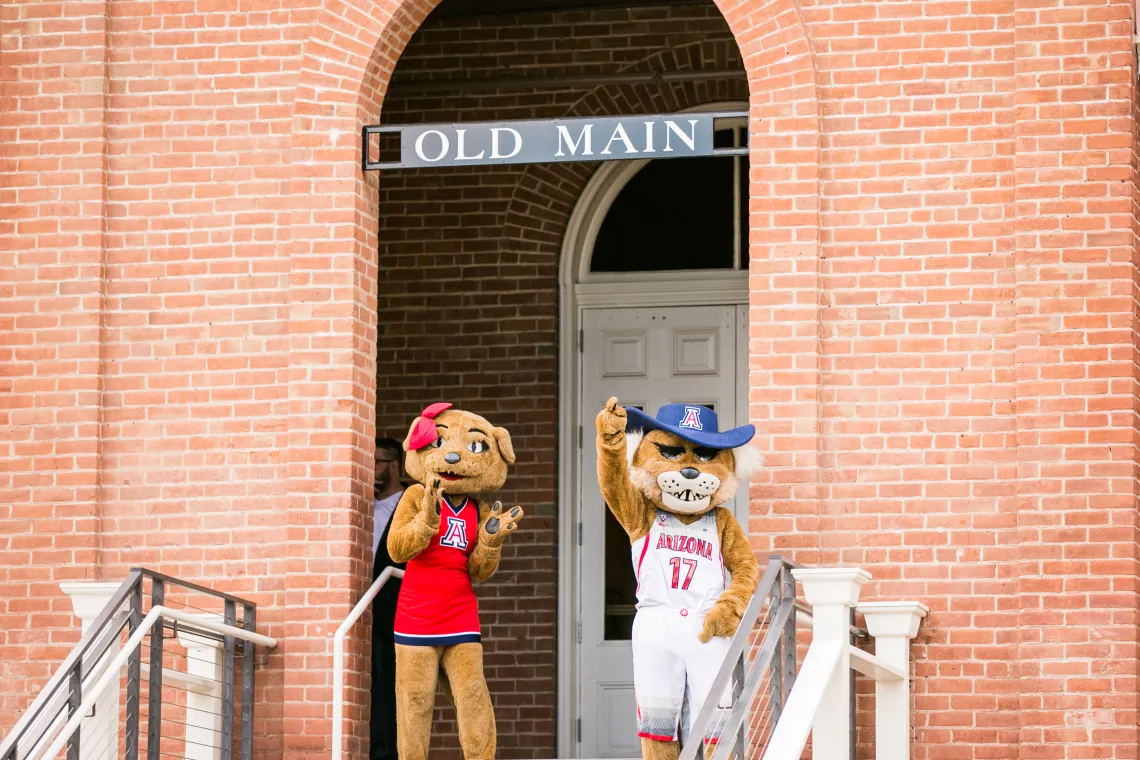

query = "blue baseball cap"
[624,403,755,450]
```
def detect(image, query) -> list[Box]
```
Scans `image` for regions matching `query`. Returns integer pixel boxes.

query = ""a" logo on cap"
[679,406,703,430]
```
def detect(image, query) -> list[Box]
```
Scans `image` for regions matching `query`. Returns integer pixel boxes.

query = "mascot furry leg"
[394,643,494,760]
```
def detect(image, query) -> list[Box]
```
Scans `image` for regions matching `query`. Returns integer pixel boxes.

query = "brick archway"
[284,1,820,757]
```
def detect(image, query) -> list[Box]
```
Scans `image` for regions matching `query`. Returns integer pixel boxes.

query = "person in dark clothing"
[370,437,406,760]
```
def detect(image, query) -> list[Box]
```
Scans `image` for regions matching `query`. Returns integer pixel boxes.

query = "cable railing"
[677,555,797,760]
[0,570,276,760]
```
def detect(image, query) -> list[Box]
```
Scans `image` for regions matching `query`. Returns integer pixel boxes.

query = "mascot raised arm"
[595,397,761,760]
[386,402,524,760]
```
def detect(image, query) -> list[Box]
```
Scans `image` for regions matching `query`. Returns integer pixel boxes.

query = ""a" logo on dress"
[440,515,469,549]
[679,406,703,430]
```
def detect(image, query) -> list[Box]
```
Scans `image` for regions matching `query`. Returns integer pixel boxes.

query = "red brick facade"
[2,0,1139,759]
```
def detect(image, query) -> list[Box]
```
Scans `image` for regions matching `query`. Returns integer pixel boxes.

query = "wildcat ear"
[732,444,764,480]
[492,427,516,465]
[625,429,644,467]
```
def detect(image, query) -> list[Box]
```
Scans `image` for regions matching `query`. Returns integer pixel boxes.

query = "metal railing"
[331,567,404,760]
[328,555,889,760]
[676,555,795,760]
[0,570,275,760]
[679,556,871,760]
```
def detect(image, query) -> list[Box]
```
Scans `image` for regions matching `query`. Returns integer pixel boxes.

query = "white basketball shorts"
[631,606,734,745]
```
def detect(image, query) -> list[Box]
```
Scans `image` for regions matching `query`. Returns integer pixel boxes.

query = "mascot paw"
[699,603,741,644]
[422,477,444,526]
[596,396,627,442]
[482,501,523,547]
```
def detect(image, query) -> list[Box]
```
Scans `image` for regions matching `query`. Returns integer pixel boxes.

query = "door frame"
[556,100,749,757]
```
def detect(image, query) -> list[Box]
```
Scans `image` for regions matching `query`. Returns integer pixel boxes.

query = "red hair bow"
[407,402,453,450]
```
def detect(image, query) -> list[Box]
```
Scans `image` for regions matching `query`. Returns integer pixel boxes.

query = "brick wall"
[2,0,1139,759]
[0,0,301,747]
[806,1,1022,754]
[0,0,110,725]
[373,6,744,755]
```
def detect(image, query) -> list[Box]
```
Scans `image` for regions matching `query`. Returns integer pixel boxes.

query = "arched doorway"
[287,0,822,753]
[558,102,751,757]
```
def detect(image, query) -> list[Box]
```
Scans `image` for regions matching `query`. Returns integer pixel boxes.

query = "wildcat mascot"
[595,397,761,760]
[387,402,523,760]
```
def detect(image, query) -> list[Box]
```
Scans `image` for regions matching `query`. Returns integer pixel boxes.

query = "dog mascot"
[386,402,524,760]
[595,397,761,760]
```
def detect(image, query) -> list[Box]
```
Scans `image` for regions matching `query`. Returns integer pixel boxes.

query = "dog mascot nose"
[445,452,461,465]
[680,467,700,480]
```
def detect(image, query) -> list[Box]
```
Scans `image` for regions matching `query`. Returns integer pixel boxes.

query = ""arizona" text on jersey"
[655,533,714,559]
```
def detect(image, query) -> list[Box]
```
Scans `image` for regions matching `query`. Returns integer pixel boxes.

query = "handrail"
[1,569,265,760]
[11,609,134,760]
[0,571,142,760]
[677,557,783,760]
[596,558,920,760]
[331,567,405,760]
[711,602,795,760]
[678,556,797,760]
[760,571,928,760]
[30,607,277,760]
[760,641,844,760]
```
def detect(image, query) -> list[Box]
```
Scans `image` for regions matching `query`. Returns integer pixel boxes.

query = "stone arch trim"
[283,0,821,756]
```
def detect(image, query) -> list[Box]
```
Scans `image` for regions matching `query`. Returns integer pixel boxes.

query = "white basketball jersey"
[632,509,726,613]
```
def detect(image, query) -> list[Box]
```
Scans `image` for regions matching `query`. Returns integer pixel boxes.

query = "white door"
[577,305,747,758]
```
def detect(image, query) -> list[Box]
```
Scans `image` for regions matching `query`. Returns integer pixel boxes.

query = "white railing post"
[177,618,226,760]
[855,602,928,760]
[60,582,126,760]
[791,568,870,760]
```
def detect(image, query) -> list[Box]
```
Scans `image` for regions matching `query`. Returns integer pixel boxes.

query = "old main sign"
[362,112,747,170]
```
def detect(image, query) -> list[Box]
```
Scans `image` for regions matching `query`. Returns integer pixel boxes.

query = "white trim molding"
[575,271,748,308]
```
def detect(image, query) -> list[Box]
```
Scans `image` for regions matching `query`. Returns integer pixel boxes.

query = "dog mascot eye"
[430,437,444,449]
[654,443,684,460]
[467,440,488,454]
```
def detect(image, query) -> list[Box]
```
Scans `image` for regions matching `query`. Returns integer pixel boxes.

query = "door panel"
[578,305,740,758]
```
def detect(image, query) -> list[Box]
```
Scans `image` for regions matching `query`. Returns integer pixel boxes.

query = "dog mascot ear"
[492,426,515,465]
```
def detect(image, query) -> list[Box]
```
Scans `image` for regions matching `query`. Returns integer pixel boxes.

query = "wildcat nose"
[680,467,700,480]
[444,452,461,465]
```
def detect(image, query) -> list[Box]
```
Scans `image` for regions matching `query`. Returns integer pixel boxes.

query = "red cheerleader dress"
[393,494,482,646]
